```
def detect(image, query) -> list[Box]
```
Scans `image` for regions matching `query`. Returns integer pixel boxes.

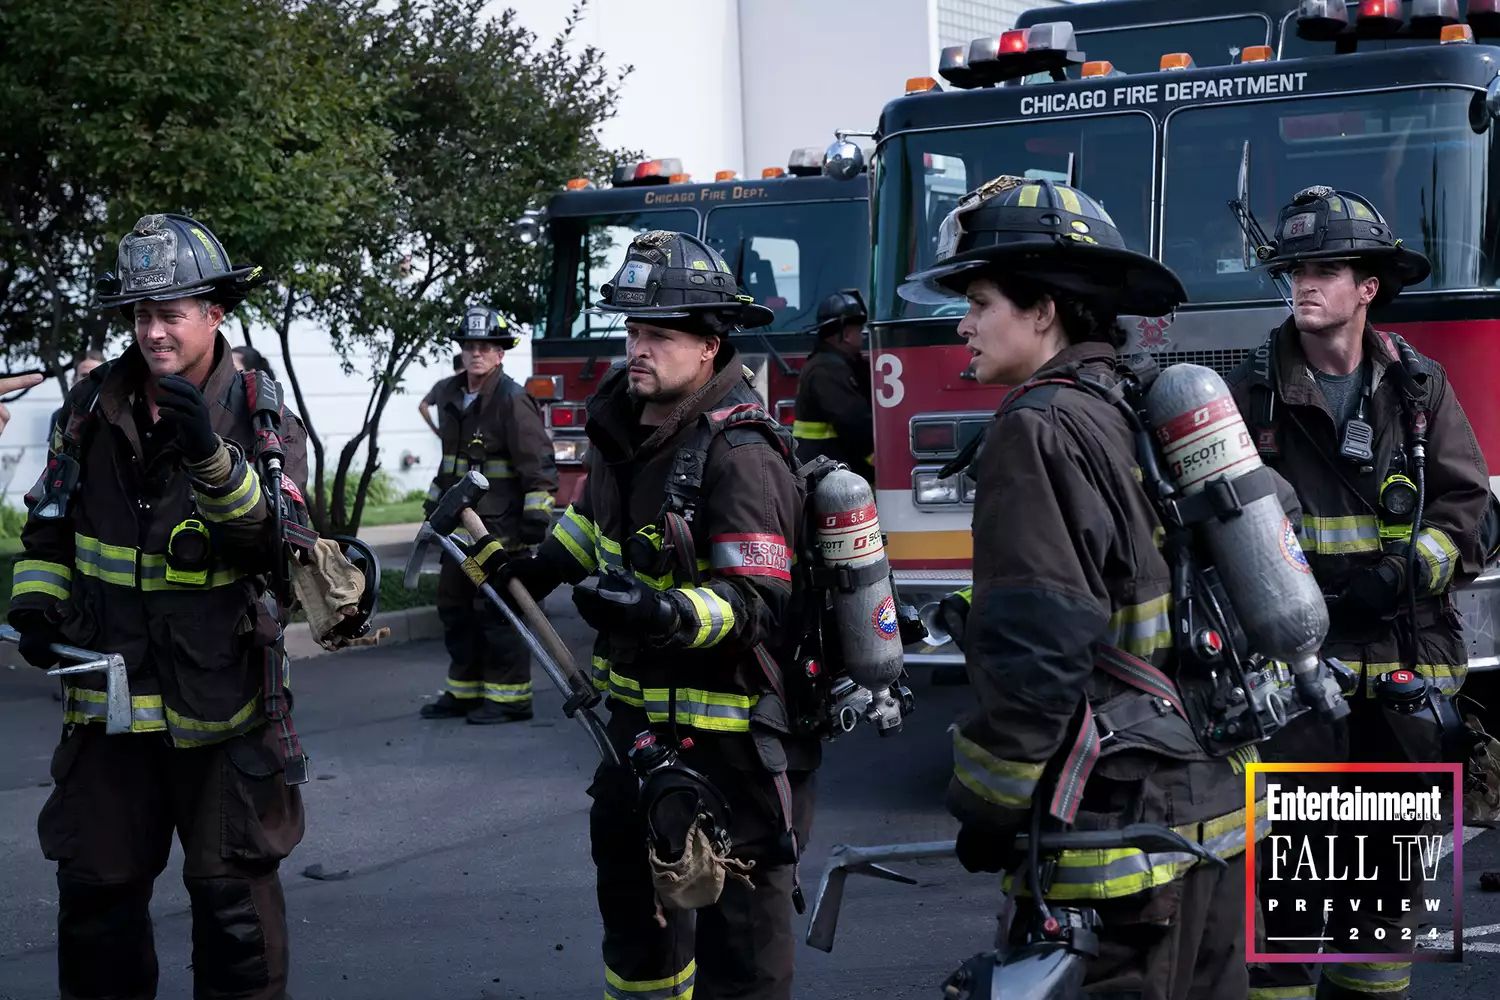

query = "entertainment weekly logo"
[1245,763,1465,965]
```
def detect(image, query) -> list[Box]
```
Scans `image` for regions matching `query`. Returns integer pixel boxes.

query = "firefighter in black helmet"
[493,230,814,999]
[420,305,557,724]
[12,213,312,999]
[792,289,875,482]
[1231,187,1492,1000]
[903,177,1271,997]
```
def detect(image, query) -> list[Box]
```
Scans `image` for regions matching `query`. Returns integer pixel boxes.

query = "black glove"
[936,587,972,651]
[1334,553,1408,622]
[12,611,62,669]
[494,551,560,605]
[460,533,509,586]
[155,374,219,462]
[573,572,678,641]
[518,510,550,546]
[955,822,1021,875]
[422,497,438,519]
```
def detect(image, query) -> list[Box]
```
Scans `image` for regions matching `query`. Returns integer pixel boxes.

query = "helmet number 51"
[874,354,904,408]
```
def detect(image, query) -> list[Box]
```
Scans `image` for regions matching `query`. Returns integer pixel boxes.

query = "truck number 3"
[875,354,904,408]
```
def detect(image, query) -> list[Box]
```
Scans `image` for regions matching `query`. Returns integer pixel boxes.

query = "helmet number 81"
[875,354,905,408]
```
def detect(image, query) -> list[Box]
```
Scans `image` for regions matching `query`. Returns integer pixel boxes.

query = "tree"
[0,0,391,394]
[300,0,628,532]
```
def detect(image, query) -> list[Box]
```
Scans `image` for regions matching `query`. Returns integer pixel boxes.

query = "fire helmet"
[324,536,382,643]
[96,214,265,312]
[597,231,773,333]
[1256,186,1430,305]
[454,305,519,348]
[810,289,867,337]
[898,175,1185,317]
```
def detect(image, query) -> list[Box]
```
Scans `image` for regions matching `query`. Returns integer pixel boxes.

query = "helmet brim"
[594,299,776,330]
[96,264,262,310]
[1259,245,1431,304]
[899,243,1187,317]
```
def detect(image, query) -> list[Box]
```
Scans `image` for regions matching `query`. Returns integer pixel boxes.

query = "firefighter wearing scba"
[9,214,311,1000]
[902,177,1265,997]
[792,289,875,482]
[1230,188,1491,1000]
[500,231,814,999]
[420,306,557,724]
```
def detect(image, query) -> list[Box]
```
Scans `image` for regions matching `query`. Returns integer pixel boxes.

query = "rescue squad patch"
[872,595,899,640]
[710,533,791,581]
[1279,517,1311,573]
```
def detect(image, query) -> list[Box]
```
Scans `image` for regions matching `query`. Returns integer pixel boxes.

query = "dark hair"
[988,273,1127,349]
[82,349,105,363]
[452,353,464,371]
[232,345,276,378]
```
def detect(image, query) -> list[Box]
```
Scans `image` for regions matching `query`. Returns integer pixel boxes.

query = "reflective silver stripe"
[524,490,553,512]
[642,687,755,732]
[11,561,72,600]
[677,587,733,648]
[62,688,166,731]
[1106,594,1171,658]
[74,537,137,586]
[1322,963,1411,993]
[604,959,696,999]
[483,681,532,704]
[482,459,515,479]
[951,729,1043,809]
[440,454,457,474]
[1415,527,1458,592]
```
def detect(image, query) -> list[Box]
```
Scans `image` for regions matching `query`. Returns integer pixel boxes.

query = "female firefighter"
[901,176,1263,998]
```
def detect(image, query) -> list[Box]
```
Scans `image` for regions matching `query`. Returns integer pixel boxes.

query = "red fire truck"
[522,153,870,504]
[871,0,1500,669]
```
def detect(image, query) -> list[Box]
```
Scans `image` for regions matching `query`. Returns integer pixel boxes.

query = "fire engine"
[518,152,870,504]
[859,0,1500,670]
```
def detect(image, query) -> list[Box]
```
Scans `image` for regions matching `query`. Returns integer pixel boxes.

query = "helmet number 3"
[874,354,904,408]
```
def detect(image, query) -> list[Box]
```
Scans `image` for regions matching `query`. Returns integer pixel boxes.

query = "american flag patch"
[710,533,791,581]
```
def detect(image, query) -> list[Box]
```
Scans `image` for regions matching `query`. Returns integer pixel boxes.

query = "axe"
[0,624,132,734]
[407,472,618,765]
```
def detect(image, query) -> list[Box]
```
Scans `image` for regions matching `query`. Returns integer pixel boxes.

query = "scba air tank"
[1144,364,1329,666]
[811,468,905,692]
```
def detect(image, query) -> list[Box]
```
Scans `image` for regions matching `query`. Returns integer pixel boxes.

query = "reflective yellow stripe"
[1056,185,1082,214]
[1322,963,1410,994]
[952,729,1044,810]
[461,538,505,586]
[553,507,598,572]
[1249,988,1317,1000]
[446,678,481,699]
[524,490,554,512]
[12,559,72,600]
[1299,514,1381,555]
[1018,183,1041,207]
[139,555,245,591]
[195,463,261,522]
[604,958,696,999]
[1106,593,1172,659]
[483,681,532,704]
[440,454,457,475]
[482,459,515,479]
[677,587,734,648]
[62,687,167,733]
[791,420,836,441]
[1414,526,1459,593]
[74,533,138,587]
[642,687,755,733]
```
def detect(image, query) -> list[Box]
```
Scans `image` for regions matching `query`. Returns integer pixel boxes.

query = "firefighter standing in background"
[10,214,310,1000]
[497,231,815,999]
[792,289,874,482]
[903,178,1265,998]
[1231,187,1491,1000]
[419,306,557,724]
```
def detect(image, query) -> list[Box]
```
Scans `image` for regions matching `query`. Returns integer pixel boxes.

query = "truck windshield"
[548,208,698,338]
[1162,88,1499,303]
[873,113,1155,321]
[704,200,869,334]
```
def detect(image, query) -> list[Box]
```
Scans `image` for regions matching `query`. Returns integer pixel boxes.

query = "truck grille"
[1124,349,1251,377]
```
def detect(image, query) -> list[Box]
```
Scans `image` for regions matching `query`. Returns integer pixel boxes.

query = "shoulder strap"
[1247,334,1280,458]
[53,360,114,454]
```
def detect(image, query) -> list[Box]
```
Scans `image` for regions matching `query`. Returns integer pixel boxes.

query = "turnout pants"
[588,710,815,1000]
[37,723,304,1000]
[436,558,533,709]
[1008,852,1249,1000]
[1249,706,1435,1000]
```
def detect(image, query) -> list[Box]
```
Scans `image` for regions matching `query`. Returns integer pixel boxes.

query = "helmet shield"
[899,175,1185,317]
[597,230,774,330]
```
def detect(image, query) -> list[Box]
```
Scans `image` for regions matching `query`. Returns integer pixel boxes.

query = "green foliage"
[400,488,428,504]
[378,568,439,614]
[0,502,26,539]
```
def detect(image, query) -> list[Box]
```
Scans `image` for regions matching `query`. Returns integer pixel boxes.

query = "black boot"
[466,701,533,725]
[419,692,476,719]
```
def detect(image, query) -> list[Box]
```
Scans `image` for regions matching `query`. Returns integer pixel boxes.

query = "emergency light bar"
[1357,0,1403,36]
[1471,0,1500,34]
[936,44,978,88]
[564,178,593,191]
[906,76,941,94]
[1442,22,1476,42]
[1295,0,1350,40]
[965,21,1084,85]
[612,158,684,187]
[788,147,825,177]
[1412,0,1461,33]
[715,170,738,181]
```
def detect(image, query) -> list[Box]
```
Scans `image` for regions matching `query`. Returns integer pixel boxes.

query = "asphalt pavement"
[2,598,1500,998]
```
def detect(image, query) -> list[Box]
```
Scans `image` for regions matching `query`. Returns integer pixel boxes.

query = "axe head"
[405,522,436,590]
[429,471,490,536]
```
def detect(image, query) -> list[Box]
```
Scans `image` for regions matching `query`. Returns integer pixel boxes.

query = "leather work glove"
[460,533,509,587]
[155,374,220,462]
[12,610,63,669]
[955,822,1021,875]
[573,572,678,641]
[1332,553,1408,623]
[518,509,551,547]
[494,551,560,605]
[936,587,973,651]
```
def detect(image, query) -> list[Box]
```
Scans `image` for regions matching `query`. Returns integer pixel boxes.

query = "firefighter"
[498,231,814,999]
[901,177,1264,998]
[419,306,557,724]
[792,289,874,482]
[1231,187,1491,1000]
[9,213,309,1000]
